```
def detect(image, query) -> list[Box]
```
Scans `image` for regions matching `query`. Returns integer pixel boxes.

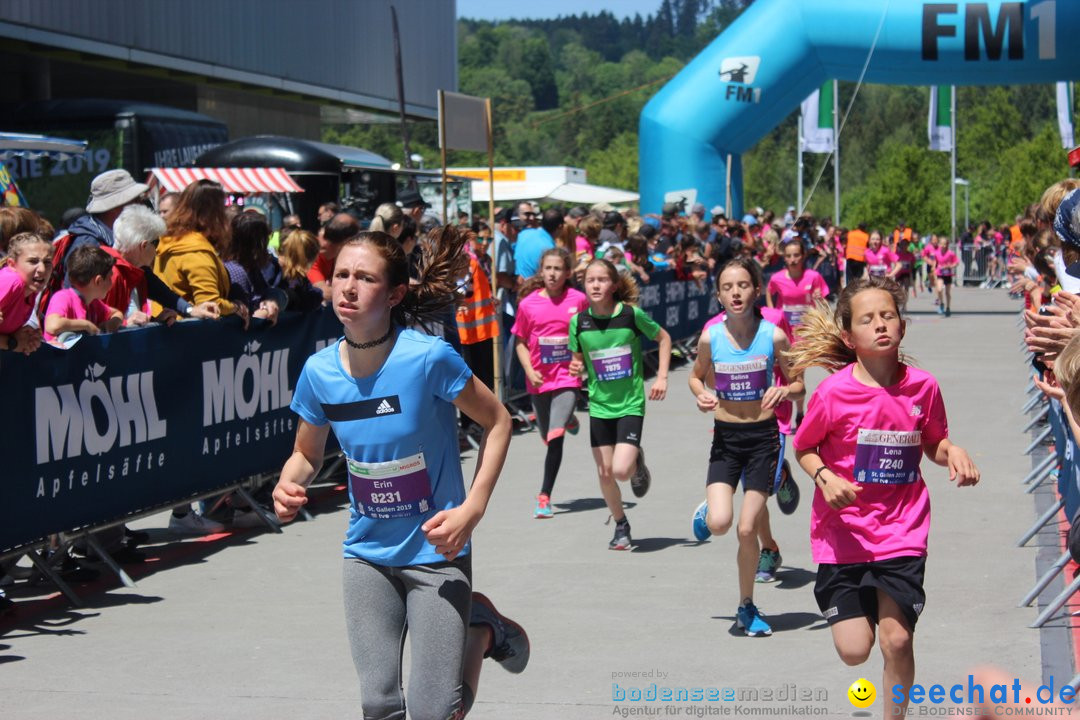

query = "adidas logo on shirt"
[321,395,402,421]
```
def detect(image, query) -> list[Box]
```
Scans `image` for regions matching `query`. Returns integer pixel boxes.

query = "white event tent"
[447,166,638,205]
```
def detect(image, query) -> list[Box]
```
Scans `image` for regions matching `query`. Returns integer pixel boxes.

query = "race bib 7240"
[853,429,922,484]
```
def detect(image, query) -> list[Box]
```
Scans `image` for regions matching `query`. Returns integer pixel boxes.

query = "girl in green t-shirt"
[568,259,672,551]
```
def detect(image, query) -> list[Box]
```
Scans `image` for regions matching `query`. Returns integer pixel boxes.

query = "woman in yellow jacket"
[154,179,250,325]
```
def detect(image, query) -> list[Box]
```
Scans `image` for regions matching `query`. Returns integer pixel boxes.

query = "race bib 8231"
[347,452,434,519]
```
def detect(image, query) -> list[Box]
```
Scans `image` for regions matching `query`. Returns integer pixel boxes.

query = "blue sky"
[457,0,662,21]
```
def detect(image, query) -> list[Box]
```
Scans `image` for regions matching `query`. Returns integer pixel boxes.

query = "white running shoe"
[169,511,226,535]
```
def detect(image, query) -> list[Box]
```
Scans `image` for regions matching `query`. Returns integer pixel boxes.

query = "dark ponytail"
[339,224,470,329]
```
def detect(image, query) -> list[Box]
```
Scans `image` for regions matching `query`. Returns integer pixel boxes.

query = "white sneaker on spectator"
[232,507,279,529]
[169,512,225,536]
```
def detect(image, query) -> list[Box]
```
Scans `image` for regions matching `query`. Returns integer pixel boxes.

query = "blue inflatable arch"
[639,0,1079,217]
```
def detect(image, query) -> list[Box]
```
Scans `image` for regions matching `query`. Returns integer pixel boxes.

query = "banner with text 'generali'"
[0,308,343,553]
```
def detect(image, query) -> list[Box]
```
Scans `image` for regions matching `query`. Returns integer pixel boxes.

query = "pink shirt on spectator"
[766,269,829,327]
[0,266,35,335]
[512,287,589,394]
[792,363,949,564]
[43,288,111,341]
[863,247,898,277]
[703,307,794,434]
[575,236,592,258]
[934,248,959,277]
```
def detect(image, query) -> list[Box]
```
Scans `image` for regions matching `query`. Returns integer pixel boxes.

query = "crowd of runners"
[260,197,1006,719]
[8,174,1057,719]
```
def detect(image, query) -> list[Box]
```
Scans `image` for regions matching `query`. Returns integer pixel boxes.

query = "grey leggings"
[532,387,578,441]
[343,555,472,720]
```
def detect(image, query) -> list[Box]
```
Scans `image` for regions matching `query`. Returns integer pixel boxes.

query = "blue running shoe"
[736,602,772,637]
[534,493,553,519]
[691,500,710,542]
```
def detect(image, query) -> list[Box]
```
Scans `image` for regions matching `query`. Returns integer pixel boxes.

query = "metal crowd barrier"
[1014,308,1080,642]
[960,244,1007,287]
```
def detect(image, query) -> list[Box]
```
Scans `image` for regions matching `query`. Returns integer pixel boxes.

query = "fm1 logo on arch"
[922,1,1057,62]
[718,56,762,104]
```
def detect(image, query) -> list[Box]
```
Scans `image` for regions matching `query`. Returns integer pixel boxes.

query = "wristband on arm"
[813,466,829,485]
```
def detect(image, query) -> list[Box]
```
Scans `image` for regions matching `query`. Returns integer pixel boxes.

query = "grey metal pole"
[833,79,840,225]
[950,85,957,243]
[964,183,969,231]
[797,113,804,213]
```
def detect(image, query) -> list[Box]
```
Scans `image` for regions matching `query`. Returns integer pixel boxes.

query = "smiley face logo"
[847,678,876,708]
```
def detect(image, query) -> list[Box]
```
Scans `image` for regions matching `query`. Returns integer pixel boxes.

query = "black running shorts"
[706,418,780,494]
[814,556,926,630]
[589,415,644,448]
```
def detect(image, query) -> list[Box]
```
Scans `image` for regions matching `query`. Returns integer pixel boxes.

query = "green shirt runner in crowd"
[569,302,661,419]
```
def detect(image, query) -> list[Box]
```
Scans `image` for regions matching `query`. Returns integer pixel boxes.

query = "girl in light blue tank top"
[708,317,777,404]
[687,258,804,637]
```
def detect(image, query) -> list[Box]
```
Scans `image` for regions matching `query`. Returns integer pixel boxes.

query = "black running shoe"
[776,461,800,515]
[630,448,651,498]
[609,520,632,551]
[470,592,530,674]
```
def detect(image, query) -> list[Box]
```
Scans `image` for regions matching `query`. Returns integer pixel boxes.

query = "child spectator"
[223,212,284,324]
[43,245,123,343]
[0,232,52,353]
[277,228,324,312]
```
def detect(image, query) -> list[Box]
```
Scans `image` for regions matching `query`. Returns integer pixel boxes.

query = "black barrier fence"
[639,269,719,349]
[0,307,345,554]
[1,270,716,556]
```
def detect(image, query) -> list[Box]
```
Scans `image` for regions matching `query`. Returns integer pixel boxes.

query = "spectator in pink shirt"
[0,232,52,354]
[43,245,123,344]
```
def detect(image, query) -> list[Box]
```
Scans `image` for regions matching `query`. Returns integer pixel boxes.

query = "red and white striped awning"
[146,167,304,194]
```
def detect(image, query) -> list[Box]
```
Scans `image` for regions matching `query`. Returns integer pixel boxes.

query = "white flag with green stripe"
[928,86,952,152]
[800,81,834,153]
[1057,82,1075,150]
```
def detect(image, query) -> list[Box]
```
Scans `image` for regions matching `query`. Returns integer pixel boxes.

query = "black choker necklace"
[343,325,394,350]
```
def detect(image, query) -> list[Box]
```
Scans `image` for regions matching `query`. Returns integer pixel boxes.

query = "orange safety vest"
[891,227,911,251]
[457,257,499,344]
[845,229,869,262]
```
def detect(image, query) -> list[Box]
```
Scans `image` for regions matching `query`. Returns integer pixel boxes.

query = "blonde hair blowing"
[369,202,404,234]
[786,277,911,374]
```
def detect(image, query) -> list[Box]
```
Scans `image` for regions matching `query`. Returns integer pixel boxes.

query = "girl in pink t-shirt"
[766,239,829,430]
[0,232,52,355]
[766,240,829,329]
[863,231,900,279]
[43,245,124,343]
[920,235,940,294]
[789,276,979,720]
[933,239,960,317]
[511,247,590,518]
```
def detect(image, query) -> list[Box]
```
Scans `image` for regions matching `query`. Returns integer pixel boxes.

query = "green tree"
[586,131,639,189]
[843,140,950,233]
